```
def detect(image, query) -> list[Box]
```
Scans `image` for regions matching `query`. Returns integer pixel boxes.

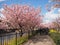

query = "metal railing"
[0,32,21,45]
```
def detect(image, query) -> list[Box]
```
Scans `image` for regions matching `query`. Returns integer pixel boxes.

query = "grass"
[17,35,28,45]
[49,29,60,45]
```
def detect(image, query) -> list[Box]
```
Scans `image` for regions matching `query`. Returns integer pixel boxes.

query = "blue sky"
[0,0,60,23]
[0,0,48,14]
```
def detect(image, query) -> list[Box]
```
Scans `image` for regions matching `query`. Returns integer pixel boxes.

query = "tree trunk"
[20,29,23,37]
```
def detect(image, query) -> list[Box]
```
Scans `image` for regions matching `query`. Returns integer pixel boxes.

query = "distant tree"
[52,17,60,31]
[46,0,60,11]
[45,0,60,32]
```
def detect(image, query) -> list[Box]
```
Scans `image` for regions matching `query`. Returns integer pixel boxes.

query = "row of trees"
[52,0,60,31]
[47,0,60,31]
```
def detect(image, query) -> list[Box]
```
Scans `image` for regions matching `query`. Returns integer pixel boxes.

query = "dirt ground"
[23,34,56,45]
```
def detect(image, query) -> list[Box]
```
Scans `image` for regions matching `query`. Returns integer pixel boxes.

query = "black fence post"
[1,36,2,45]
[16,32,17,45]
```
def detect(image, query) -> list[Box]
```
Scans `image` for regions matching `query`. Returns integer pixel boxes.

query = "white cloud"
[43,19,51,23]
[0,8,4,12]
[0,8,5,18]
[48,0,52,3]
[58,9,60,13]
[0,0,5,2]
[43,8,60,24]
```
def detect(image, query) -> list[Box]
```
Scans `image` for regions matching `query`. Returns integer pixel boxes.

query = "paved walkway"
[23,34,56,45]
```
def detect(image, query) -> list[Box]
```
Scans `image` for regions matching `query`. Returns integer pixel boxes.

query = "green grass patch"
[17,35,28,45]
[49,31,60,45]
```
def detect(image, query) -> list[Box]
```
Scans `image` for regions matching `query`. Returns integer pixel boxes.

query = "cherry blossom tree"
[1,4,42,36]
[0,16,7,29]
